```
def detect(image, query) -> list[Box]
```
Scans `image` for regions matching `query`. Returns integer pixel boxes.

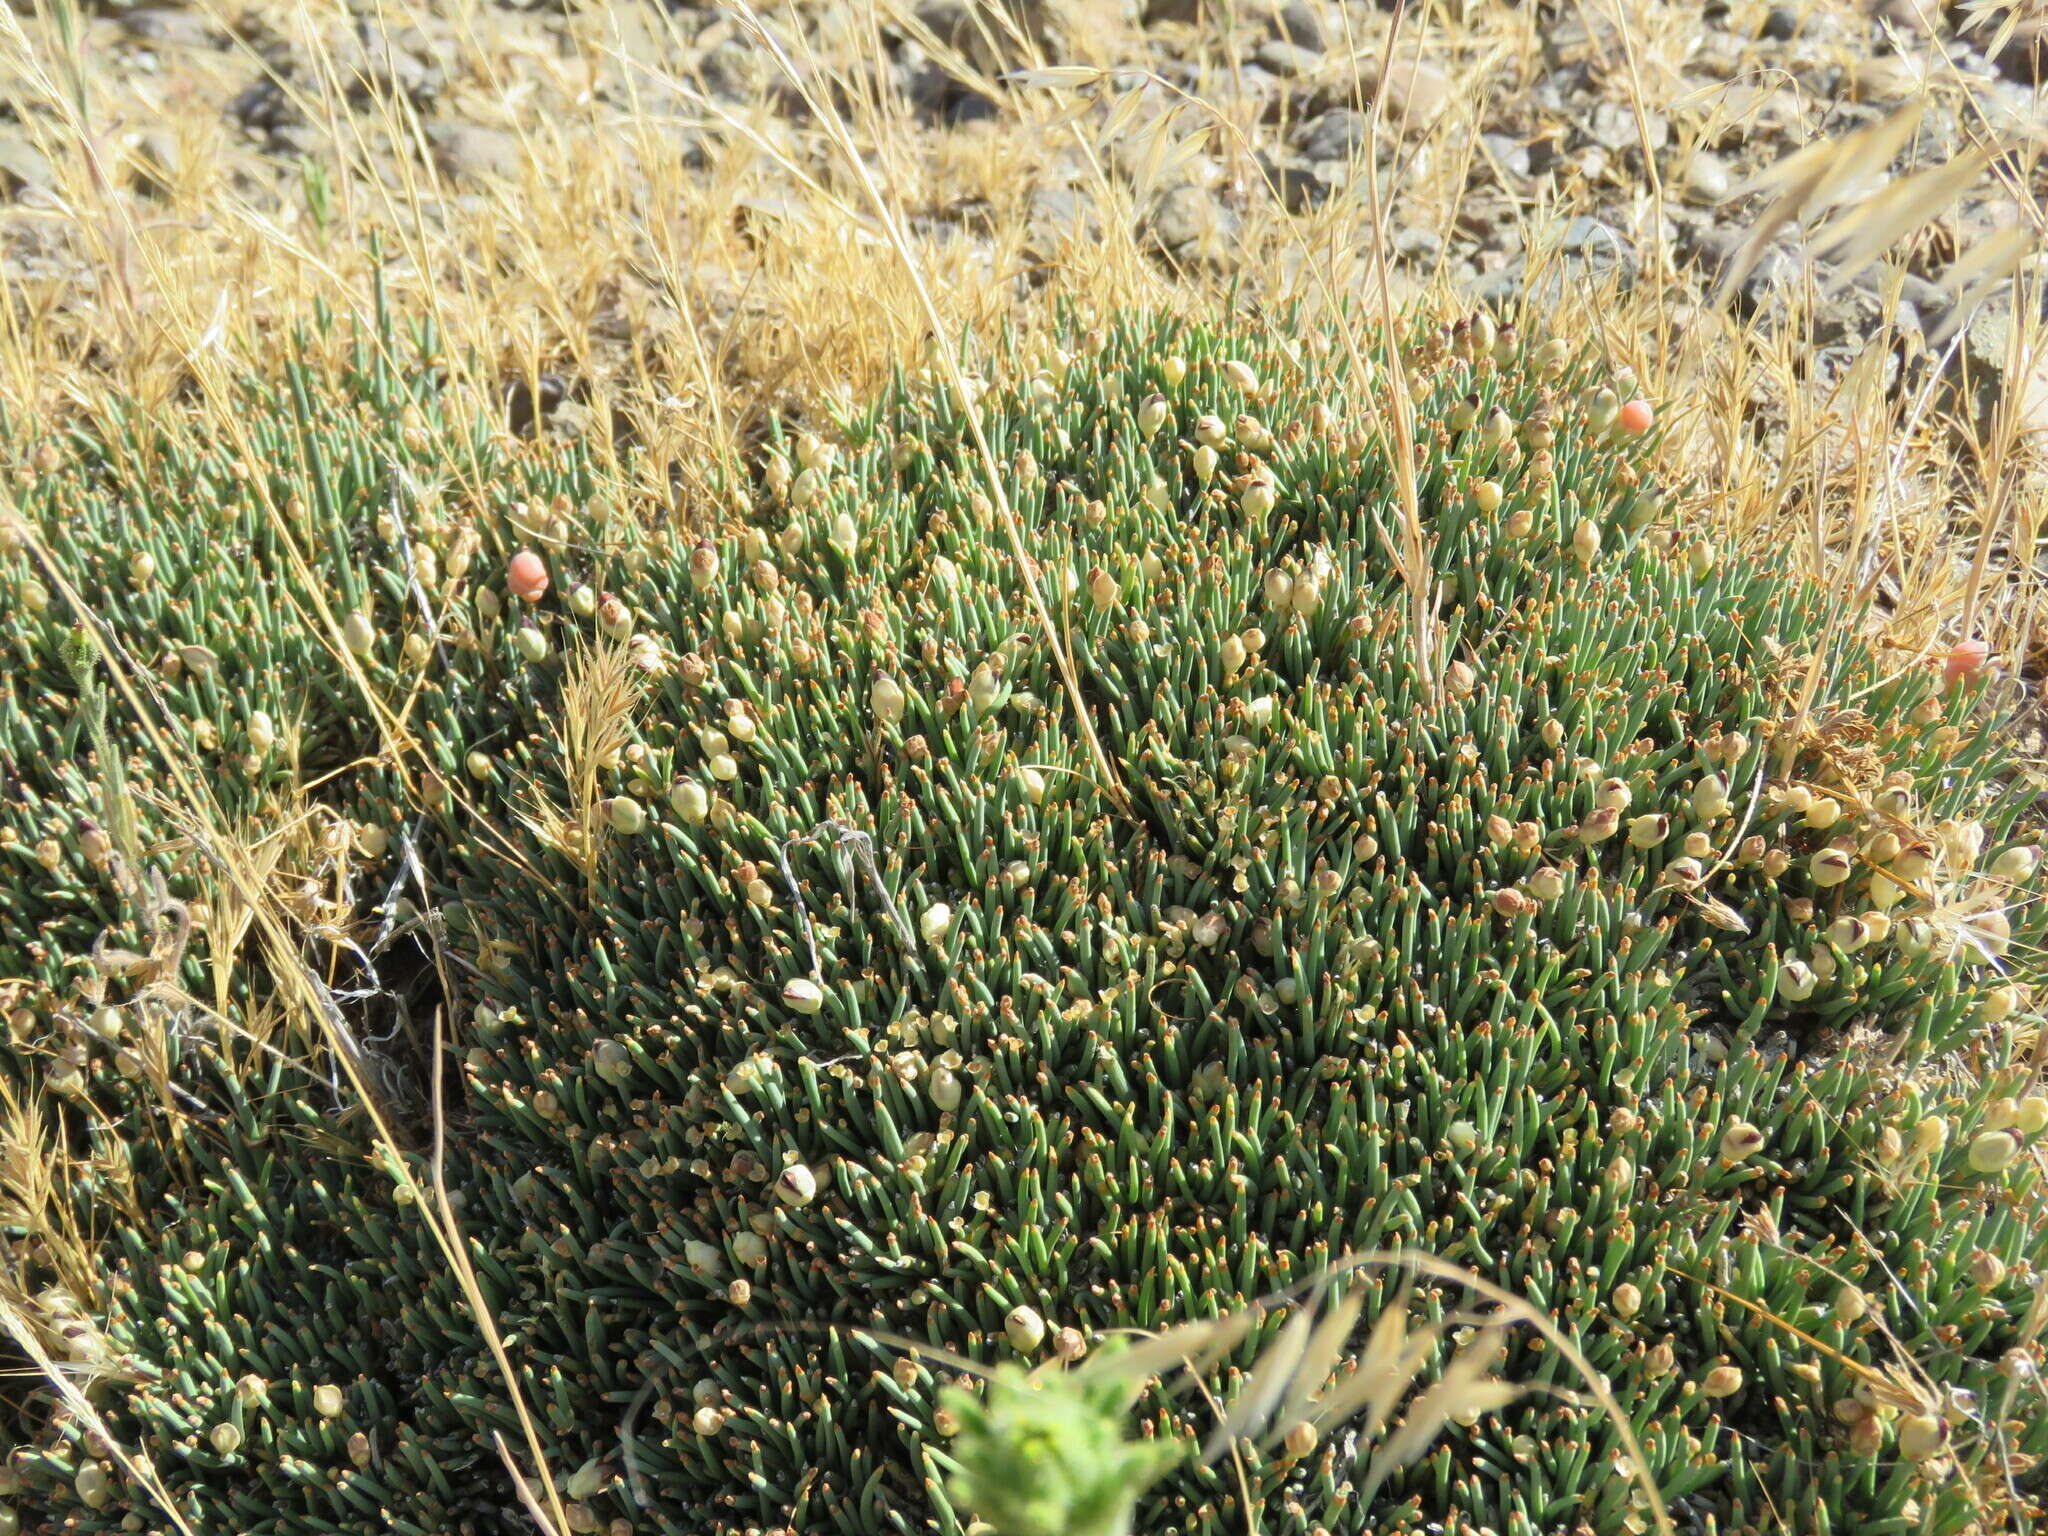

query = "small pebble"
[1686,150,1731,204]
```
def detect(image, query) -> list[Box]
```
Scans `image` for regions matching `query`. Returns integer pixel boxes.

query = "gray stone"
[425,123,522,186]
[1739,244,1802,300]
[903,58,999,123]
[116,8,220,48]
[1260,157,1326,213]
[1811,278,1908,347]
[1981,76,2046,136]
[127,130,180,199]
[1689,29,1747,75]
[1469,214,1639,307]
[1024,182,1100,253]
[1275,1,1324,50]
[1392,225,1442,259]
[1466,260,1529,307]
[267,124,332,162]
[1899,274,1954,321]
[1151,183,1238,260]
[1685,149,1732,204]
[1573,145,1612,183]
[1590,100,1667,154]
[327,25,445,111]
[1227,64,1286,107]
[1872,0,1941,33]
[896,49,945,112]
[2017,351,2048,439]
[1946,288,2048,438]
[1481,132,1529,179]
[1684,223,1799,311]
[1255,39,1322,79]
[913,0,1061,75]
[1962,290,2027,373]
[700,37,769,103]
[1373,58,1451,131]
[1469,250,1621,311]
[0,129,54,198]
[1558,216,1635,278]
[1484,218,1526,260]
[1987,29,2046,85]
[1295,108,1367,162]
[1761,6,1800,41]
[1538,17,1595,68]
[229,75,300,133]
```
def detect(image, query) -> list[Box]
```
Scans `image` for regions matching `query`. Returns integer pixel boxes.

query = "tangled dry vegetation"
[3,0,2048,1532]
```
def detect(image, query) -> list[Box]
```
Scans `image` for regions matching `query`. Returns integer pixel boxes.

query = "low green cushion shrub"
[2,307,2041,1536]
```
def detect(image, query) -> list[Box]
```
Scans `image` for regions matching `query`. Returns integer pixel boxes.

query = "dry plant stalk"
[517,635,646,888]
[1355,9,1443,701]
[0,1081,100,1307]
[1010,38,1448,700]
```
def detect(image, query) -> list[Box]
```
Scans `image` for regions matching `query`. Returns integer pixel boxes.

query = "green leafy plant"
[2,305,2044,1536]
[943,1359,1183,1536]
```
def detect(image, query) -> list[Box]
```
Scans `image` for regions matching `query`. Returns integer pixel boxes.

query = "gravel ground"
[5,2,2042,352]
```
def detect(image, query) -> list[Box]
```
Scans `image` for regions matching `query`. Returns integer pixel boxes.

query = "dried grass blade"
[1006,64,1107,91]
[1715,104,1925,305]
[1129,108,1199,203]
[1307,1296,1437,1441]
[1931,271,2029,348]
[1813,148,1993,293]
[1808,102,1929,210]
[0,1083,99,1298]
[1687,892,1753,934]
[1200,1304,1314,1463]
[530,635,646,885]
[1357,1326,1521,1500]
[1100,78,1155,147]
[1262,1286,1369,1449]
[1941,223,2036,298]
[724,0,1135,818]
[2021,1273,2048,1348]
[1724,113,1859,204]
[0,1298,203,1536]
[1149,128,1215,194]
[1957,0,2034,55]
[871,0,1004,100]
[495,1432,569,1536]
[1083,1308,1262,1393]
